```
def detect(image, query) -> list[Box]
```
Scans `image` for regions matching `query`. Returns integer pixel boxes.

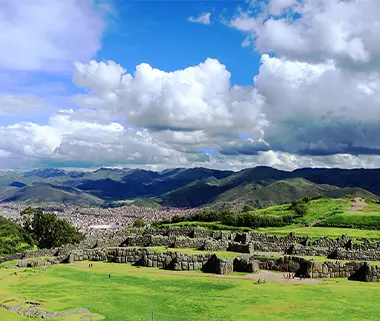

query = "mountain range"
[0,166,379,208]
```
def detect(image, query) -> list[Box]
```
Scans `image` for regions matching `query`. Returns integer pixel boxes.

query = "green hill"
[212,178,378,208]
[0,183,104,206]
[161,177,378,209]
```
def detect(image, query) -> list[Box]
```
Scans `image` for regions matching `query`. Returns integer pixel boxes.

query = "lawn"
[257,226,380,240]
[1,263,380,321]
[247,198,349,225]
[317,199,380,229]
[362,199,380,214]
[132,246,246,258]
[321,214,380,229]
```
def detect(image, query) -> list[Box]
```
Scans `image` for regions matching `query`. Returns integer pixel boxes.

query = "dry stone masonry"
[2,227,380,282]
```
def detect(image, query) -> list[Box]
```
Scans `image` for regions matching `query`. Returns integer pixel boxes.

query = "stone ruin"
[2,227,380,282]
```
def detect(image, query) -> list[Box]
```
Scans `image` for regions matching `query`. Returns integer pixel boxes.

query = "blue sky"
[1,0,261,126]
[1,0,379,170]
[97,1,261,86]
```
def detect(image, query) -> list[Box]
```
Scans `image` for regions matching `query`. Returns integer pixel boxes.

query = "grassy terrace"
[317,199,380,229]
[256,226,380,240]
[159,198,380,240]
[2,263,380,321]
[131,246,246,258]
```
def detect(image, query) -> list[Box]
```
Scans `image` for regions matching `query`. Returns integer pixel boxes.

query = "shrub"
[294,204,308,217]
[133,219,145,228]
[242,204,253,212]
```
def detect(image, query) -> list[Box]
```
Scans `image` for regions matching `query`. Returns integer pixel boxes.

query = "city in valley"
[0,202,199,234]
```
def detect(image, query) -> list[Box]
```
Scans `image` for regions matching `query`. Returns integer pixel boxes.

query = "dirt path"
[69,263,324,285]
[347,197,366,213]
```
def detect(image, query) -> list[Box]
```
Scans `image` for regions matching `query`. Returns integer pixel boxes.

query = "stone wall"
[254,255,380,281]
[67,247,236,275]
[4,227,380,282]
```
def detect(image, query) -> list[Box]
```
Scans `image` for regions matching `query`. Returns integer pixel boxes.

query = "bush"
[221,213,239,226]
[242,204,253,212]
[294,204,308,217]
[0,217,35,256]
[133,219,145,228]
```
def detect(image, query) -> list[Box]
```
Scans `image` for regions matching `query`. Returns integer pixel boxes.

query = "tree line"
[154,196,323,229]
[0,207,84,256]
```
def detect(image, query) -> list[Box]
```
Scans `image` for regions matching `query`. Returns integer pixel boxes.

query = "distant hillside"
[2,166,380,208]
[211,178,378,209]
[0,183,103,206]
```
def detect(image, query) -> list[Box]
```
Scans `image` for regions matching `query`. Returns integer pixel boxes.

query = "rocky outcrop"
[1,302,89,319]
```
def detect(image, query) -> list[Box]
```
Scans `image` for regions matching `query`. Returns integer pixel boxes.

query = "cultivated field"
[1,263,380,321]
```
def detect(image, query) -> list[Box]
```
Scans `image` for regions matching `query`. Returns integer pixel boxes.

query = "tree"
[294,204,308,217]
[171,215,183,223]
[0,216,34,256]
[133,218,145,228]
[221,213,238,226]
[21,207,84,249]
[242,204,253,212]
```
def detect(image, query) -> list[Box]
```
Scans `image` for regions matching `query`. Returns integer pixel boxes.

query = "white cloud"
[73,58,266,137]
[0,94,47,116]
[188,12,211,25]
[253,54,380,156]
[0,109,185,169]
[229,0,380,69]
[269,0,298,15]
[2,0,380,170]
[0,0,108,72]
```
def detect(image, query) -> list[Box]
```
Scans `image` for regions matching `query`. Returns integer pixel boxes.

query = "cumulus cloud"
[2,0,380,170]
[0,0,108,72]
[0,109,182,169]
[230,0,380,69]
[188,12,211,25]
[73,58,266,136]
[217,0,380,163]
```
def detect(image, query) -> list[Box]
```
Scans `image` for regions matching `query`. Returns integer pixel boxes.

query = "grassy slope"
[255,198,380,239]
[129,198,162,209]
[1,263,380,321]
[0,184,103,206]
[162,198,380,239]
[139,246,246,258]
[211,178,377,209]
[319,198,380,229]
[214,178,337,204]
[257,226,380,240]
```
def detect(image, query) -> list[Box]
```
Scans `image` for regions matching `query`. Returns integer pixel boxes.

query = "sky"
[1,0,380,171]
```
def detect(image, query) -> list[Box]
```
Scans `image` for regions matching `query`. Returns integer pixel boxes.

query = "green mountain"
[0,183,103,206]
[2,166,380,208]
[211,178,378,209]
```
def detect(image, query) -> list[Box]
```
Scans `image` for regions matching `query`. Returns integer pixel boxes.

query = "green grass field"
[257,226,380,240]
[132,246,246,258]
[1,263,380,321]
[321,214,380,229]
[253,198,349,225]
[317,198,380,229]
[164,198,380,240]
